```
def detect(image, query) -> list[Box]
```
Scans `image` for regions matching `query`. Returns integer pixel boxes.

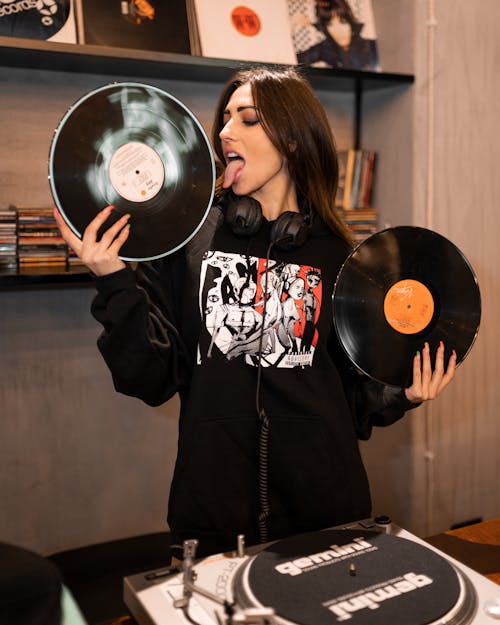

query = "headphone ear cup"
[270,212,310,250]
[224,194,263,236]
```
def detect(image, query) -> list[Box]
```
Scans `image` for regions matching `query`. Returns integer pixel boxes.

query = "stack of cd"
[17,208,68,269]
[0,206,17,268]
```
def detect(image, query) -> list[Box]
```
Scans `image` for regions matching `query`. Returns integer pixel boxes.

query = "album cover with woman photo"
[287,0,380,71]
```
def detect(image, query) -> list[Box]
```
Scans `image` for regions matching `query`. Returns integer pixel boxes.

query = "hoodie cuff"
[94,265,136,298]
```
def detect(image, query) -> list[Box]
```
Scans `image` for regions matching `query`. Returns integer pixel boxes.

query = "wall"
[361,0,500,537]
[0,68,352,555]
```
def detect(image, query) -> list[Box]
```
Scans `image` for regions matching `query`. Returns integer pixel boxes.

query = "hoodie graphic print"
[197,250,322,368]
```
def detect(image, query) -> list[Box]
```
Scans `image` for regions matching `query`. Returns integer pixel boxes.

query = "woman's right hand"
[54,205,130,276]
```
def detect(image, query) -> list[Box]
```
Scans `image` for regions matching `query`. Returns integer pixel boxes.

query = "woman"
[55,67,455,557]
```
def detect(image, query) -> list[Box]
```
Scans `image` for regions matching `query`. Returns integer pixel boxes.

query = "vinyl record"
[333,226,481,387]
[48,82,216,261]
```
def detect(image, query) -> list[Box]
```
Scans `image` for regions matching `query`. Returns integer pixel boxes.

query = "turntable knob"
[484,597,500,620]
[374,515,392,533]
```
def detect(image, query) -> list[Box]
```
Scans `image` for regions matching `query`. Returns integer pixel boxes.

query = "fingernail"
[416,350,420,357]
[452,349,456,357]
[439,340,444,348]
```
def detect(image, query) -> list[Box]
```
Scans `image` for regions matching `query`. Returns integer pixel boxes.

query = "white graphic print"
[198,251,322,368]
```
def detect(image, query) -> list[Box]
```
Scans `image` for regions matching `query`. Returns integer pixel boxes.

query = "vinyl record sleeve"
[0,0,77,43]
[192,0,297,64]
[333,226,481,387]
[287,0,380,71]
[75,0,191,53]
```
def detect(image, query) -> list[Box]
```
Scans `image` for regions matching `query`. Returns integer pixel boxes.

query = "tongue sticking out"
[223,159,245,189]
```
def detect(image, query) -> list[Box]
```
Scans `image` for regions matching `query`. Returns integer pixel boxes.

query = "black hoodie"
[91,205,415,556]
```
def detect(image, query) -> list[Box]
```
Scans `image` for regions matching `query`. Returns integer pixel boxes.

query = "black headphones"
[223,192,311,251]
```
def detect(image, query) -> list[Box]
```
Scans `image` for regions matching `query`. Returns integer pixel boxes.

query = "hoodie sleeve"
[90,255,192,407]
[328,331,420,440]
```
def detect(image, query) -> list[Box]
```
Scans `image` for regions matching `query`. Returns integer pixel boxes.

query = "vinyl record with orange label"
[333,226,481,387]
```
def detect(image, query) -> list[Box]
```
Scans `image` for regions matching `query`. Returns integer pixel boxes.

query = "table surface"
[425,516,500,585]
[101,518,500,625]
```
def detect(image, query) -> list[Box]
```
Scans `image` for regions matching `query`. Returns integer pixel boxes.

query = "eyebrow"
[223,105,258,115]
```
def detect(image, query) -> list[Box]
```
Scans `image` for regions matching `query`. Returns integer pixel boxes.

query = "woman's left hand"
[405,341,456,403]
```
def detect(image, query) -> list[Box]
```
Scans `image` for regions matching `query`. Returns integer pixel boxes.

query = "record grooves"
[48,82,216,261]
[333,226,481,387]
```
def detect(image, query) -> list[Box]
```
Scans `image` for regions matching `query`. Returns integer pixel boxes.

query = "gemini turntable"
[123,518,500,625]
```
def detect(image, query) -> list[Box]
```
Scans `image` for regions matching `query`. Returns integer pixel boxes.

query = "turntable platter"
[234,528,476,625]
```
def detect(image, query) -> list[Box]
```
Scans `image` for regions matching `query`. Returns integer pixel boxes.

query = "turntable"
[123,518,500,624]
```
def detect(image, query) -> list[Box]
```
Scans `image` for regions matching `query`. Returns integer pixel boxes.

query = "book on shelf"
[287,0,380,71]
[0,0,78,43]
[189,0,297,64]
[336,148,378,242]
[337,148,377,210]
[74,0,191,53]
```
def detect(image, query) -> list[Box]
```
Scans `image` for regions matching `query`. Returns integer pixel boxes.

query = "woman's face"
[327,13,352,49]
[218,83,290,201]
[289,277,305,299]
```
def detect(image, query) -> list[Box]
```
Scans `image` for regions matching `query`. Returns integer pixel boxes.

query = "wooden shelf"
[0,36,414,91]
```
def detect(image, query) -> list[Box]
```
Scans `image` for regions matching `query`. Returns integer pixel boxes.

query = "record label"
[333,226,481,387]
[231,6,261,36]
[383,278,434,335]
[108,141,165,203]
[48,82,216,261]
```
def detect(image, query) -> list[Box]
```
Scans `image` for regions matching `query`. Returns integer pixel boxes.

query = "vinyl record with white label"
[48,82,216,261]
[333,226,481,387]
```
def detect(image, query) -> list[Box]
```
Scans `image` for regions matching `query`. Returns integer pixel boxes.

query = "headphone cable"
[255,240,275,544]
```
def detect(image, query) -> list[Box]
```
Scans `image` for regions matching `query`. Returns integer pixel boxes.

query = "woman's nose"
[219,119,233,141]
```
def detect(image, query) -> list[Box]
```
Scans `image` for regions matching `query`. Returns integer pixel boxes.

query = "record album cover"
[75,0,191,54]
[191,0,297,65]
[287,0,380,71]
[0,0,77,43]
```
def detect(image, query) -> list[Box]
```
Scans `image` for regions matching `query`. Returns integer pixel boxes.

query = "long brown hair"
[211,66,352,246]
